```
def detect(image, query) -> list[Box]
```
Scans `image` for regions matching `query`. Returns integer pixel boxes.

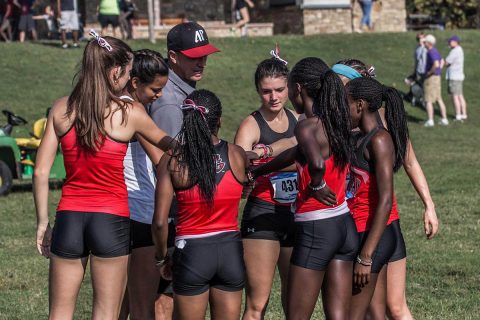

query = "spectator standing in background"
[119,0,136,40]
[18,0,37,42]
[57,0,79,48]
[414,32,427,81]
[423,34,448,127]
[232,0,254,37]
[0,0,13,42]
[445,35,467,121]
[98,0,120,38]
[358,0,373,32]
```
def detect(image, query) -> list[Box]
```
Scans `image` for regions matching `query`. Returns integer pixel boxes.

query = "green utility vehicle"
[0,110,65,195]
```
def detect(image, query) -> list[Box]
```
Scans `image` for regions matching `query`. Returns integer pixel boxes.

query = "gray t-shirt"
[445,46,464,81]
[148,68,195,226]
[149,69,195,136]
[415,45,427,75]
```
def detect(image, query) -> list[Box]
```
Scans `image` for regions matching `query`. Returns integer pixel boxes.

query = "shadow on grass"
[10,180,63,193]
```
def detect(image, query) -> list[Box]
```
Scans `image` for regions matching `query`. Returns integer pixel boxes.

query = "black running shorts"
[291,213,359,271]
[130,219,154,249]
[358,219,407,273]
[241,197,295,247]
[172,232,245,296]
[51,211,130,259]
[388,219,407,263]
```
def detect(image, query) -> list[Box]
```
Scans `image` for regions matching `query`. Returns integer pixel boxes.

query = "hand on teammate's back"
[308,184,337,206]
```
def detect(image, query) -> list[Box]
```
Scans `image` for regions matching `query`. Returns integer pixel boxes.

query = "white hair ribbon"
[89,29,113,52]
[270,43,288,65]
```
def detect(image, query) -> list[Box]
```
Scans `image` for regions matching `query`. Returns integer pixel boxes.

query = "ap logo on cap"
[195,30,205,43]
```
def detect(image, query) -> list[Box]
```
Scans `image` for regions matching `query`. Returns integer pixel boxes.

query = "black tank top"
[351,112,386,172]
[251,109,297,145]
[214,140,234,184]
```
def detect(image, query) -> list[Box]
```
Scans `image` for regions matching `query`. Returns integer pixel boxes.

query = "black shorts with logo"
[172,232,245,296]
[51,211,131,259]
[241,197,295,247]
[291,212,359,271]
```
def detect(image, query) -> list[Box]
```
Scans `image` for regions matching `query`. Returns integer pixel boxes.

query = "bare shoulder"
[237,114,259,132]
[234,114,261,147]
[49,96,73,135]
[369,129,394,155]
[50,96,69,117]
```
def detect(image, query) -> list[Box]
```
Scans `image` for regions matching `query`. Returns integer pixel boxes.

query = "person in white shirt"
[445,35,467,121]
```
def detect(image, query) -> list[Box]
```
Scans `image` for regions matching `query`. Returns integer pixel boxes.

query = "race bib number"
[269,172,299,204]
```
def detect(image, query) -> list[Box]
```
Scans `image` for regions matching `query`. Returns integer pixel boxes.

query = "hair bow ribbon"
[89,29,113,52]
[181,99,209,119]
[270,43,288,65]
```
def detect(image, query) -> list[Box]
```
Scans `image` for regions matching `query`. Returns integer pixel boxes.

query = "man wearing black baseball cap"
[150,22,219,320]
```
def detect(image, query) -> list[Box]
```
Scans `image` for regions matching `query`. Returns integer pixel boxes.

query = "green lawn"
[1,31,480,319]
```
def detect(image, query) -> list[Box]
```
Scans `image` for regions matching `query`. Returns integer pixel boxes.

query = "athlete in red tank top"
[57,127,129,216]
[175,140,243,237]
[294,157,349,218]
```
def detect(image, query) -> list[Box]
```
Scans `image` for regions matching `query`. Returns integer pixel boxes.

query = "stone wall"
[303,8,352,35]
[352,0,406,32]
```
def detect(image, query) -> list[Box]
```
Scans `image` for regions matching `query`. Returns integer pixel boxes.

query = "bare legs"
[0,19,12,42]
[278,247,293,313]
[385,259,412,320]
[49,256,88,319]
[453,94,467,120]
[243,239,292,319]
[124,246,161,320]
[242,239,280,320]
[48,254,128,320]
[174,288,242,320]
[286,265,325,320]
[155,293,174,320]
[234,7,250,36]
[61,30,79,47]
[19,29,37,42]
[321,260,354,320]
[349,271,381,320]
[426,99,448,123]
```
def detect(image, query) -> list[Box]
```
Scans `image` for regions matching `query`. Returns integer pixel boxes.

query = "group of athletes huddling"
[34,24,439,320]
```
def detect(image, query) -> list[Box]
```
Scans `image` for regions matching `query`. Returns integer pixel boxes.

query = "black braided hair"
[335,58,373,78]
[289,57,352,169]
[132,49,169,84]
[172,89,222,203]
[254,57,289,90]
[346,77,409,172]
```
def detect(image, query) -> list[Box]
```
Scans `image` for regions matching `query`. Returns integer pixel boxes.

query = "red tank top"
[57,127,130,217]
[346,128,399,232]
[175,141,243,237]
[249,109,298,205]
[294,157,349,219]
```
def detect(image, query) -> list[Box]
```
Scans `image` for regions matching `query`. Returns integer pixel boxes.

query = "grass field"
[1,30,480,319]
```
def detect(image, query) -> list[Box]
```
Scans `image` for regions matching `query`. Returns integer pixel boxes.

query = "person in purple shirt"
[423,34,448,127]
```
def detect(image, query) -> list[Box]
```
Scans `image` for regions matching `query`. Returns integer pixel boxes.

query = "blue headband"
[332,64,362,80]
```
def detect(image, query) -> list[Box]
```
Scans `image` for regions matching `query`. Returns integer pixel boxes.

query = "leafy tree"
[406,0,479,28]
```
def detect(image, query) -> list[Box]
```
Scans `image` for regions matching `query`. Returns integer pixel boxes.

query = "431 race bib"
[269,172,299,204]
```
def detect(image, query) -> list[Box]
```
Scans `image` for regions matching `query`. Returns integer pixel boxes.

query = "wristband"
[356,255,373,266]
[246,170,255,183]
[308,180,326,191]
[155,254,169,267]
